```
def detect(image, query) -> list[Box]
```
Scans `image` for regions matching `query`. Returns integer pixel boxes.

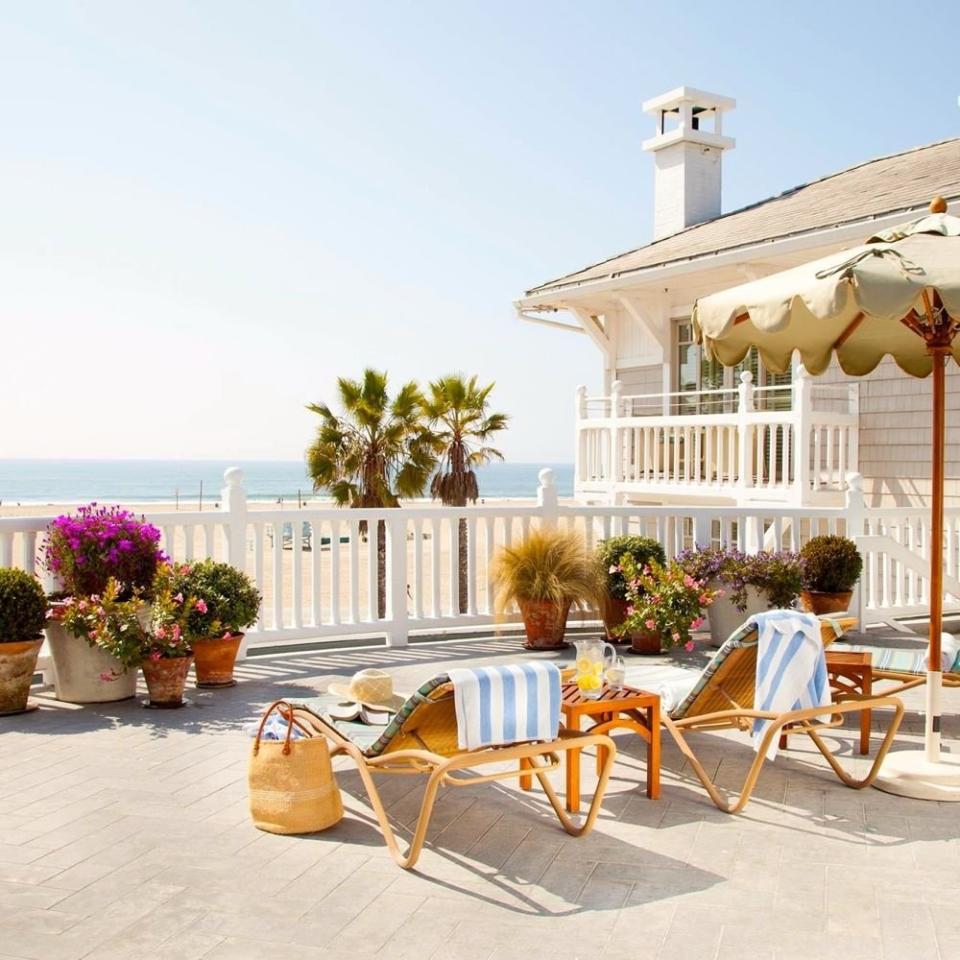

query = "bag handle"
[253,700,303,756]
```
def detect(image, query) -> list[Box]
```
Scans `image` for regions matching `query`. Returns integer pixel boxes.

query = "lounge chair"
[828,631,960,695]
[625,616,904,813]
[287,673,617,869]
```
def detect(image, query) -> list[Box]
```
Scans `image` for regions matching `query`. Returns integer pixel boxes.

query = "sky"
[2,0,959,463]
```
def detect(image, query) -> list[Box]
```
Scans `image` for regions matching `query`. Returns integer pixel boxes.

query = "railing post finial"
[537,467,559,528]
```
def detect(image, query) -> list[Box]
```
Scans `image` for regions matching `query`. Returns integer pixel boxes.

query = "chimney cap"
[642,86,736,115]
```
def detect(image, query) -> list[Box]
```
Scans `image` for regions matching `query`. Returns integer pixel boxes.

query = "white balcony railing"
[575,366,859,505]
[3,469,958,669]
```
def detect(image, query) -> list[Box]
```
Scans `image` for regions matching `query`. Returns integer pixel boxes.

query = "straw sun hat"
[327,669,406,712]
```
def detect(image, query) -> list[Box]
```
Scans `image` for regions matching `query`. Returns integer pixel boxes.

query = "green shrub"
[801,536,863,593]
[596,536,667,600]
[172,561,261,639]
[0,569,48,642]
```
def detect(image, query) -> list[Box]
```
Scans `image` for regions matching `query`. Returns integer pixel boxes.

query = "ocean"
[0,460,574,505]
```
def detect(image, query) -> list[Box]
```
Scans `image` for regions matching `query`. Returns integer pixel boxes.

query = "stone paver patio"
[3,634,960,960]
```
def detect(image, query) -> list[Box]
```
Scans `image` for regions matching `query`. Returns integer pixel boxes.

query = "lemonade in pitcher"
[574,637,616,699]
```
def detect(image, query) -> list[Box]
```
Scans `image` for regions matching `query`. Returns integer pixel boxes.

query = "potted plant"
[43,504,165,703]
[616,555,719,654]
[596,536,666,643]
[492,528,602,650]
[800,535,862,614]
[0,569,48,715]
[172,560,261,687]
[57,564,197,708]
[677,547,804,647]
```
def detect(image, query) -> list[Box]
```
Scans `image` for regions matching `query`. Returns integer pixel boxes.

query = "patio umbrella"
[692,196,960,800]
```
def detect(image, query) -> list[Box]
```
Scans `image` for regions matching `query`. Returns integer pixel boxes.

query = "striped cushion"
[830,634,960,675]
[292,674,450,758]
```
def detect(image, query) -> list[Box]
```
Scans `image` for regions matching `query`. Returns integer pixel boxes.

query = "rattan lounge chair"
[626,616,904,814]
[288,674,617,869]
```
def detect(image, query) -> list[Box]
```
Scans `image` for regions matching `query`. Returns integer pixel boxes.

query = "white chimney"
[642,86,735,240]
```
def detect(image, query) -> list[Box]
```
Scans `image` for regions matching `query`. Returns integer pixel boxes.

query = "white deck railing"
[2,468,958,658]
[576,366,859,505]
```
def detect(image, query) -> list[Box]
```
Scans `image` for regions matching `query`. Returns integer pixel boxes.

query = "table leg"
[565,713,581,815]
[860,668,872,757]
[647,702,660,800]
[519,756,532,792]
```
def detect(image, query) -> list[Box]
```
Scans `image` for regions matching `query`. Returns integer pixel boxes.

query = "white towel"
[751,610,831,761]
[448,662,561,751]
[623,665,698,714]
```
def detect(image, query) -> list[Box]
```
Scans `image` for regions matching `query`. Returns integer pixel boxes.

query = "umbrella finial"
[930,196,948,214]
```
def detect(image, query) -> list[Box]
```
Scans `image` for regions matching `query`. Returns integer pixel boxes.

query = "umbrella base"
[874,750,960,802]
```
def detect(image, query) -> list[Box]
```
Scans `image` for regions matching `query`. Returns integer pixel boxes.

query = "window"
[673,319,792,413]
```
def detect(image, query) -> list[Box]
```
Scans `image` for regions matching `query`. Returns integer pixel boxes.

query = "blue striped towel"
[751,610,831,761]
[448,662,562,750]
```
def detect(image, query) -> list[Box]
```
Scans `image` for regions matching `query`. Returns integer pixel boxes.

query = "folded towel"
[623,665,698,714]
[448,662,561,751]
[243,713,307,741]
[751,610,830,760]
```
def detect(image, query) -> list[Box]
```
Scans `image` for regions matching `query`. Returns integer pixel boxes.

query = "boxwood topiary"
[801,535,863,593]
[172,560,261,639]
[596,535,667,600]
[0,569,48,642]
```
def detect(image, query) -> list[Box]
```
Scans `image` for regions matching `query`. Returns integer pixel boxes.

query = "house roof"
[524,137,960,298]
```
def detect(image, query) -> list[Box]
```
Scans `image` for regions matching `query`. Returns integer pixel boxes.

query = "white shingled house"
[515,87,960,510]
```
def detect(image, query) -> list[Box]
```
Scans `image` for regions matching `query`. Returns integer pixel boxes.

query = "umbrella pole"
[926,347,947,763]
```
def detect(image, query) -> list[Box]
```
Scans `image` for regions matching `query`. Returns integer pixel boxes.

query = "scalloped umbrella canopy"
[692,200,960,777]
[692,210,960,377]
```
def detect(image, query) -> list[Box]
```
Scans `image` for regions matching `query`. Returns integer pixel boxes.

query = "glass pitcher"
[574,637,617,699]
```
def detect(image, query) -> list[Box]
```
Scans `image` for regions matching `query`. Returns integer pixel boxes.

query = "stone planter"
[141,655,192,708]
[193,634,243,687]
[46,621,136,703]
[0,638,43,715]
[520,599,572,650]
[800,590,853,615]
[706,583,769,648]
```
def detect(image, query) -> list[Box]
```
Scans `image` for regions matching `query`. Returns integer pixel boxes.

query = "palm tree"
[306,369,436,618]
[422,374,508,613]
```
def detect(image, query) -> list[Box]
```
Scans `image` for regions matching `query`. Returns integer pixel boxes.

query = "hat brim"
[326,681,406,713]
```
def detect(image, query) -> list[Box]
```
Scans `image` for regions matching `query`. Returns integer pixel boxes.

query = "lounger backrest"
[670,616,854,722]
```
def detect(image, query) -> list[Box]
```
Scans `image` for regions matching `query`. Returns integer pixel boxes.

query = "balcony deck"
[4,634,959,960]
[576,370,859,507]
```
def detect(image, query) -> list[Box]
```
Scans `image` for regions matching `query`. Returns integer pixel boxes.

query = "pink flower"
[691,617,704,631]
[98,671,116,682]
[625,605,635,617]
[683,575,696,589]
[149,650,162,661]
[609,564,619,574]
[645,619,656,630]
[156,625,167,640]
[699,594,712,605]
[684,640,695,652]
[171,624,181,641]
[195,598,208,614]
[222,631,233,640]
[173,592,184,605]
[672,632,681,642]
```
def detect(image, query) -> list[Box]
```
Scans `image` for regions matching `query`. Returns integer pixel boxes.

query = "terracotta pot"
[706,583,770,649]
[602,596,631,643]
[800,590,853,615]
[141,655,192,708]
[192,634,243,687]
[629,630,664,656]
[520,599,571,650]
[46,620,137,703]
[0,638,43,715]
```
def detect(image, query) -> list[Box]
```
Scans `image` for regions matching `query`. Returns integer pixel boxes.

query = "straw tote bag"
[248,700,343,834]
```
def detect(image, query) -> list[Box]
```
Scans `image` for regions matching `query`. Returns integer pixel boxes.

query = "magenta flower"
[195,598,208,614]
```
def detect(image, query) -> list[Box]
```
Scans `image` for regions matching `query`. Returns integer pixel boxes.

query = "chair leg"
[343,749,444,870]
[532,736,617,837]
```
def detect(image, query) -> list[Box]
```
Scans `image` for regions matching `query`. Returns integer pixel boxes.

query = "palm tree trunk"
[458,515,468,615]
[377,517,387,620]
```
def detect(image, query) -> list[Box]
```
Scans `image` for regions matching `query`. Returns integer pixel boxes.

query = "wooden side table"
[521,683,660,813]
[778,649,873,755]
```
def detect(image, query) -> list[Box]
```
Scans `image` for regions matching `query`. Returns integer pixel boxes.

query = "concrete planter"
[46,621,137,703]
[706,583,769,648]
[0,638,43,715]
